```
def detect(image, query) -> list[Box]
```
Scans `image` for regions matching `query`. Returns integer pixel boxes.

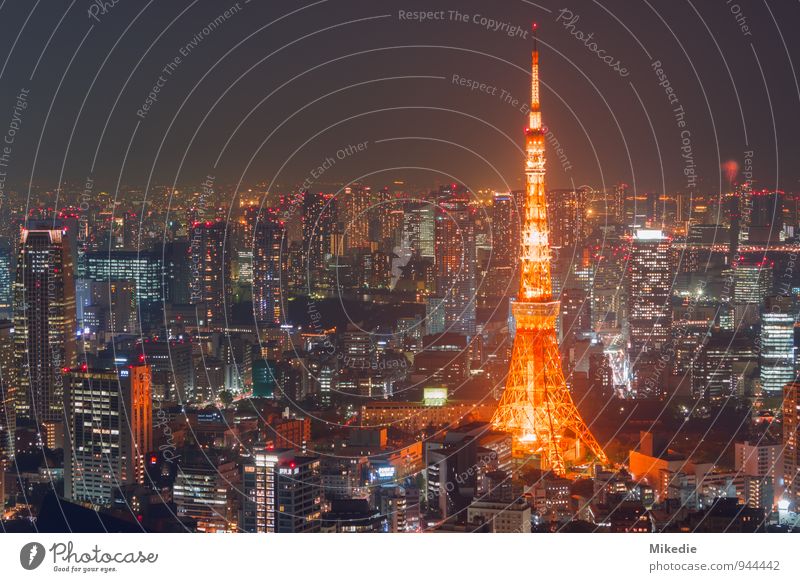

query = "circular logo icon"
[19,542,46,570]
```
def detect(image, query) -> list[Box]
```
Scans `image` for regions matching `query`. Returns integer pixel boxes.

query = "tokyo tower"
[492,25,608,476]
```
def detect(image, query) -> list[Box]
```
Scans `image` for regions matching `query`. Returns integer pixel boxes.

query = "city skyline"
[1,0,800,544]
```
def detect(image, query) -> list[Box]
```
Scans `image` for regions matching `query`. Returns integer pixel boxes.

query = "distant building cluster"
[0,179,799,532]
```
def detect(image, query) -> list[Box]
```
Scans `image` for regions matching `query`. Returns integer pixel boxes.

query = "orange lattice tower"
[492,25,608,475]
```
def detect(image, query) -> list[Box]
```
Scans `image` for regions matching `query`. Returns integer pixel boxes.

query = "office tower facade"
[734,263,772,304]
[100,280,137,334]
[84,250,162,303]
[435,195,477,336]
[240,447,322,532]
[560,287,591,345]
[760,311,796,396]
[173,462,233,532]
[252,210,286,324]
[489,192,520,297]
[189,220,230,329]
[694,332,757,400]
[302,191,336,291]
[14,227,77,422]
[591,235,626,333]
[64,363,153,505]
[373,186,403,252]
[0,320,15,461]
[342,184,373,251]
[784,382,800,507]
[0,244,12,319]
[163,240,192,304]
[402,204,435,259]
[546,188,586,253]
[628,229,672,355]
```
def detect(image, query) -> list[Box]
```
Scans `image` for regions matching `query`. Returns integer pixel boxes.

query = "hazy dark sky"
[0,0,798,195]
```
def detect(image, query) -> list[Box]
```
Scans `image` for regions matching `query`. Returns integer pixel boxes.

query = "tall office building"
[342,184,373,251]
[0,321,15,461]
[173,459,236,533]
[0,244,12,319]
[13,227,76,422]
[546,188,586,253]
[783,382,800,507]
[425,296,446,336]
[760,310,795,396]
[694,332,757,400]
[372,186,403,253]
[163,240,192,304]
[84,250,162,303]
[734,263,772,304]
[252,210,286,324]
[189,220,230,329]
[64,363,152,505]
[489,192,520,297]
[302,191,336,291]
[628,229,672,355]
[591,231,626,332]
[560,287,591,345]
[402,204,436,260]
[435,195,476,336]
[240,446,322,532]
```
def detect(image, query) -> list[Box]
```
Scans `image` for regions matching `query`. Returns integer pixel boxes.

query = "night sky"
[0,0,798,195]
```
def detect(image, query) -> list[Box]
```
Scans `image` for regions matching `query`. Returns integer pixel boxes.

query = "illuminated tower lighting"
[492,25,608,476]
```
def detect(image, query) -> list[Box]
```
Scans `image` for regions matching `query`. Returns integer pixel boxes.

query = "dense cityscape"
[2,140,800,533]
[1,2,799,538]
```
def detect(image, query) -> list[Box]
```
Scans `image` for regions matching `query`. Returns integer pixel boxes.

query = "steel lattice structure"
[492,29,608,475]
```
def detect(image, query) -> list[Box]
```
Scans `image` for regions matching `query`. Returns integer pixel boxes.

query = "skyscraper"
[162,240,192,305]
[240,446,322,532]
[628,229,672,356]
[489,192,520,297]
[760,310,795,396]
[13,226,76,423]
[435,194,476,336]
[84,250,162,304]
[252,210,286,325]
[0,244,12,319]
[734,262,772,304]
[64,363,153,505]
[341,184,373,252]
[783,382,800,508]
[547,188,586,253]
[189,220,230,329]
[302,191,336,291]
[0,320,15,461]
